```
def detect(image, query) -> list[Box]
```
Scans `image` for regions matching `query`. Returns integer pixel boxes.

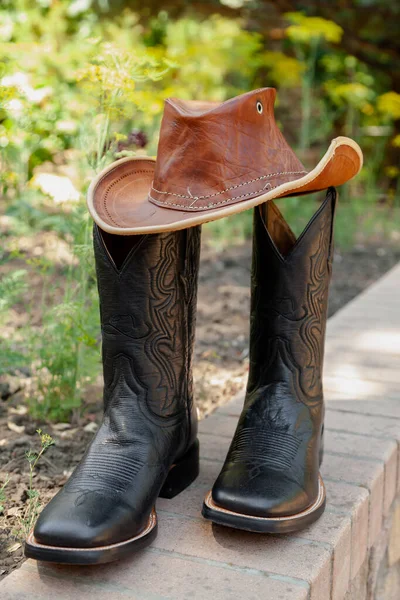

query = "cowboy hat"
[87,88,363,235]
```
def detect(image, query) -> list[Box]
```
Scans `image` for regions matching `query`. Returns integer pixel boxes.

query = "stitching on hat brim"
[151,170,307,204]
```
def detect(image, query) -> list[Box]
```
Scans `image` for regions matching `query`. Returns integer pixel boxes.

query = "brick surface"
[154,513,331,600]
[159,458,370,593]
[324,429,398,523]
[375,566,400,600]
[1,553,310,600]
[326,409,400,442]
[325,399,400,420]
[324,377,400,402]
[383,451,398,517]
[324,351,400,385]
[198,432,231,461]
[321,453,385,548]
[388,500,400,567]
[157,459,220,519]
[198,412,237,438]
[297,511,351,600]
[324,481,369,579]
[162,447,370,600]
[215,394,243,417]
[324,430,397,463]
[197,429,385,578]
[366,511,393,600]
[344,559,368,600]
[324,331,400,356]
[161,457,333,600]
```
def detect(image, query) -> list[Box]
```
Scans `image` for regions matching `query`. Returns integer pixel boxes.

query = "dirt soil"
[1,240,400,579]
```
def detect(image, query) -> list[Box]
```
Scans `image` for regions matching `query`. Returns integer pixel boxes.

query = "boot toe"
[34,510,93,548]
[33,488,144,549]
[212,465,315,518]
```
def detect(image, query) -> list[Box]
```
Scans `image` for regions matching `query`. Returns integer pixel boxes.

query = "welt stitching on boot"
[203,188,336,533]
[25,225,201,564]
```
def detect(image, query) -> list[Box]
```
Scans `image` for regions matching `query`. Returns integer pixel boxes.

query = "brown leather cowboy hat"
[87,88,363,235]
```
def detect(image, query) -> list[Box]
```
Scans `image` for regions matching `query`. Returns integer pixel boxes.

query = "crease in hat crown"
[149,88,308,213]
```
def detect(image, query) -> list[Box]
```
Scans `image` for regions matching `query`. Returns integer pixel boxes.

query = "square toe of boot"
[211,479,314,518]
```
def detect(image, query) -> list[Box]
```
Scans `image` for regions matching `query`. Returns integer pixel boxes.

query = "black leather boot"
[25,225,201,563]
[203,188,336,533]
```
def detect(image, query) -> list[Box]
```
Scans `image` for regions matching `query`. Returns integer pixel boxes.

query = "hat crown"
[150,88,306,212]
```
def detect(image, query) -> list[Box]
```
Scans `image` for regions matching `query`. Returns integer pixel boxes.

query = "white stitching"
[149,185,281,210]
[151,170,307,203]
[102,169,154,227]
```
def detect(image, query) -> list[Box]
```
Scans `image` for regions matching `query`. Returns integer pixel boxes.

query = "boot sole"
[25,440,199,565]
[202,474,326,534]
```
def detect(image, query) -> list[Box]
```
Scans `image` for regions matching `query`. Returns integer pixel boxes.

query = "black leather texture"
[211,189,336,518]
[34,225,201,548]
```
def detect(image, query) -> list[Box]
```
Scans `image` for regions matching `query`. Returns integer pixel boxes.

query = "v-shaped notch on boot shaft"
[247,187,337,403]
[96,225,199,276]
[258,187,336,265]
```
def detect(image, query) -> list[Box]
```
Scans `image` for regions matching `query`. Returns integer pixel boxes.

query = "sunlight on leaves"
[285,13,344,44]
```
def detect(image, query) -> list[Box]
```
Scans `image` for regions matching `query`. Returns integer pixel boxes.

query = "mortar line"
[326,407,400,421]
[147,547,311,590]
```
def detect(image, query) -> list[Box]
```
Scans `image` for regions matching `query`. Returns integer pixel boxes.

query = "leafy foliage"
[285,13,344,44]
[0,0,399,421]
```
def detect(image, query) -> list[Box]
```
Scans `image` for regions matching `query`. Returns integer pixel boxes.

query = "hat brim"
[87,136,362,235]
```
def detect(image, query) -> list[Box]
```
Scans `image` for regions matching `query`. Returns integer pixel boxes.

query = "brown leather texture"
[89,89,362,234]
[149,88,308,212]
[93,159,157,230]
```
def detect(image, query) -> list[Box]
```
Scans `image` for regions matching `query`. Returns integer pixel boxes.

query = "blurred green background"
[1,0,399,420]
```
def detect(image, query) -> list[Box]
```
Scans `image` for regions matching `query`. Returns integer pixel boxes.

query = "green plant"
[0,474,10,515]
[16,429,54,538]
[0,266,28,375]
[0,269,27,316]
[204,212,254,248]
[285,13,344,150]
[24,209,101,422]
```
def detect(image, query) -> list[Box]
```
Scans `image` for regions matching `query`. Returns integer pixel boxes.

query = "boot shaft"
[248,188,336,403]
[93,225,201,424]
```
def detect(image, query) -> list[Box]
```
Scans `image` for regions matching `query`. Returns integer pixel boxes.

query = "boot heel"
[159,439,200,499]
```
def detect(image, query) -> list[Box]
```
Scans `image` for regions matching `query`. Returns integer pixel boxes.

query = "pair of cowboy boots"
[25,89,362,564]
